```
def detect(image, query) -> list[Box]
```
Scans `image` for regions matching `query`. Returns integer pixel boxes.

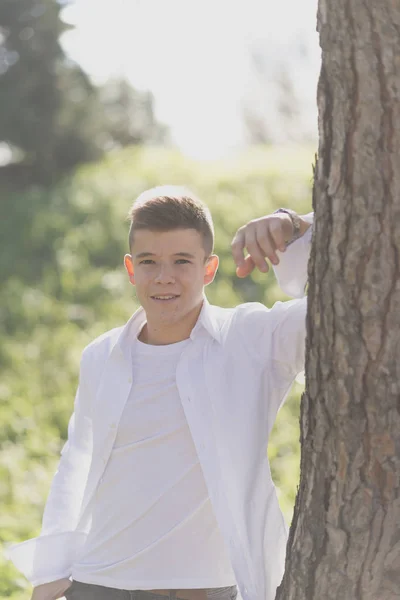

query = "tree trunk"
[276,1,400,599]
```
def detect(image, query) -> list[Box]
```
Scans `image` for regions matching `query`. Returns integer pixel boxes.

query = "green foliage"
[0,145,314,598]
[0,1,167,187]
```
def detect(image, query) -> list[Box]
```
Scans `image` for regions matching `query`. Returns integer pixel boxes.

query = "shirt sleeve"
[272,212,313,298]
[237,295,307,378]
[4,347,94,586]
[41,348,94,536]
[237,298,307,425]
[270,297,308,378]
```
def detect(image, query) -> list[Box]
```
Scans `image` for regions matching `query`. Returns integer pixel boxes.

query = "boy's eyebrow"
[135,252,196,259]
[174,252,196,258]
[135,252,156,258]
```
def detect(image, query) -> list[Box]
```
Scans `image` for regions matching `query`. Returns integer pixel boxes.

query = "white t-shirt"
[72,334,236,590]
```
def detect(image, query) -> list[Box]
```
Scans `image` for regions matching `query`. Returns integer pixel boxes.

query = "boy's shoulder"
[211,299,300,341]
[82,325,124,361]
[211,300,271,321]
[209,301,273,340]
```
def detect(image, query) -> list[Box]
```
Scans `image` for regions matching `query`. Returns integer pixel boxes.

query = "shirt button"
[110,423,116,429]
[128,378,132,383]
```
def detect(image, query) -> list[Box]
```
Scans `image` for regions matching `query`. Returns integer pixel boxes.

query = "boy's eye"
[139,259,191,265]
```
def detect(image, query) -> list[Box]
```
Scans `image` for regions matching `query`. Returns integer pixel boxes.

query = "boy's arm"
[41,349,93,535]
[231,210,314,297]
[5,348,94,587]
[272,212,313,298]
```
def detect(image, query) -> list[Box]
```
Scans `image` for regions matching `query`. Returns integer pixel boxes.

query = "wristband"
[273,208,302,246]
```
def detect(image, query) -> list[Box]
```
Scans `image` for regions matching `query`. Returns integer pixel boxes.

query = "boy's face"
[124,228,218,329]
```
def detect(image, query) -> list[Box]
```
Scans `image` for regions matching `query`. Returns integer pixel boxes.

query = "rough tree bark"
[276,1,400,599]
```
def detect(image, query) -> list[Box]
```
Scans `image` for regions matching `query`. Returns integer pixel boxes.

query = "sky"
[61,0,320,159]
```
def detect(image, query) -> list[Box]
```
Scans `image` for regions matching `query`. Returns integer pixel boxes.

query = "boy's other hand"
[30,578,72,600]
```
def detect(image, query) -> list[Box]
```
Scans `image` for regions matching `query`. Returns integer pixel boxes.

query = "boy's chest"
[91,340,269,457]
[115,363,189,448]
[80,341,270,519]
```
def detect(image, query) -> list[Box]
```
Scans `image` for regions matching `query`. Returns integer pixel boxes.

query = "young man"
[7,186,313,600]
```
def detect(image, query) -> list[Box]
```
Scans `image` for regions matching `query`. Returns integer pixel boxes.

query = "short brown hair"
[127,185,214,256]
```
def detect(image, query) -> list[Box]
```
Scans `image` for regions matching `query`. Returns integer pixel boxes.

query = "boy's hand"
[30,578,72,600]
[231,212,311,278]
[231,213,295,278]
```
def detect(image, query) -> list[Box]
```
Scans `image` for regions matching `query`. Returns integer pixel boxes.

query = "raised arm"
[272,212,313,298]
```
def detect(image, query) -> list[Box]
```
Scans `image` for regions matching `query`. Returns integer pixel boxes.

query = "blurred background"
[0,0,319,597]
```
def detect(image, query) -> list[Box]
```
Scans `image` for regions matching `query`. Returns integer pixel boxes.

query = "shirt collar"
[114,294,222,357]
[189,295,222,343]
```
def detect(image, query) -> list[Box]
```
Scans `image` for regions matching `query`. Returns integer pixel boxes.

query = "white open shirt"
[6,214,313,600]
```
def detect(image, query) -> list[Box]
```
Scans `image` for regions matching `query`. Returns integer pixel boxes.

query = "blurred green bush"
[0,145,314,598]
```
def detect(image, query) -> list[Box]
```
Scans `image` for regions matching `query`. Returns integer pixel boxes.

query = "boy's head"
[127,185,214,256]
[124,186,219,336]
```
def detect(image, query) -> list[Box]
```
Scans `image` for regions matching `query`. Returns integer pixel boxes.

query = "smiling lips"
[151,294,180,301]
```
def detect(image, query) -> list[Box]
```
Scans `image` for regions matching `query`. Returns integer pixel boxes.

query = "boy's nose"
[154,265,175,283]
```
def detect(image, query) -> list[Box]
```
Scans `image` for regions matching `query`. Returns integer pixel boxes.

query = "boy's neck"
[139,303,203,346]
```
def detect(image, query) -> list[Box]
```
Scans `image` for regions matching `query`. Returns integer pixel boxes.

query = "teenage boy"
[7,186,313,600]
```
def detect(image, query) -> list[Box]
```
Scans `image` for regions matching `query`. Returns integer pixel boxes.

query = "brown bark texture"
[275,1,400,599]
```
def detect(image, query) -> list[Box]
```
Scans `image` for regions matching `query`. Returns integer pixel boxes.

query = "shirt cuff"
[4,531,86,587]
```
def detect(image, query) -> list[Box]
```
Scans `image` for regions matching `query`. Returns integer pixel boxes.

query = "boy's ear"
[124,254,135,285]
[204,254,219,286]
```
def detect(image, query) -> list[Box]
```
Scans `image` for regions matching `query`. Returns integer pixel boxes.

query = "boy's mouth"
[150,295,180,302]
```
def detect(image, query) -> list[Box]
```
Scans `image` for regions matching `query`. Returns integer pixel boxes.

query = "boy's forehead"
[132,228,204,254]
